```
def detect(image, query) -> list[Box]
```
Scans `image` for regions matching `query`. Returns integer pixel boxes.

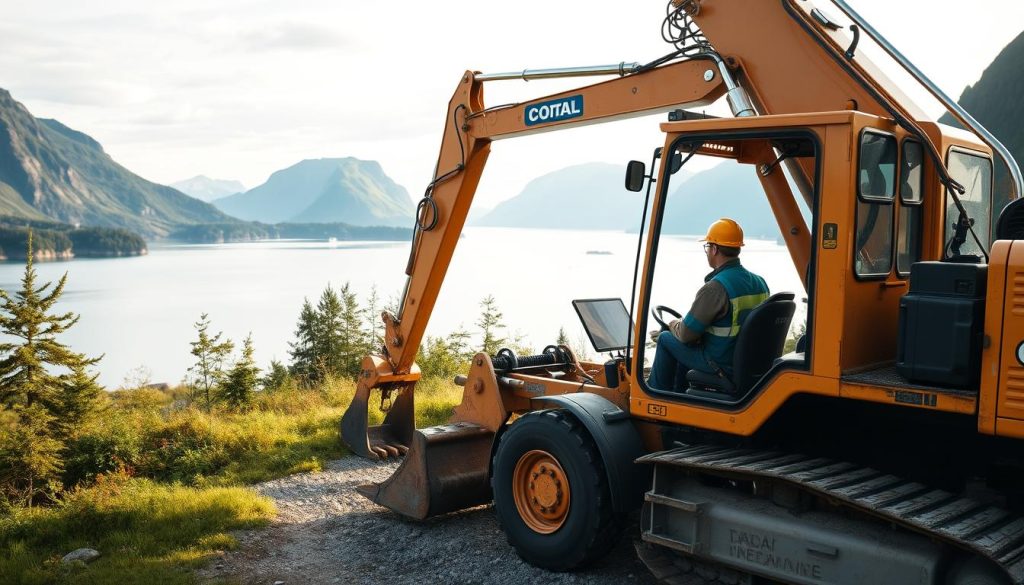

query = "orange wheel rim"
[512,449,571,534]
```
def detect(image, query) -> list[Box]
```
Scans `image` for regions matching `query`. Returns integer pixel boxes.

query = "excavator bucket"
[356,422,494,519]
[341,353,507,519]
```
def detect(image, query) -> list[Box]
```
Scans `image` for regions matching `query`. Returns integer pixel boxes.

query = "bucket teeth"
[340,382,415,459]
[357,423,495,520]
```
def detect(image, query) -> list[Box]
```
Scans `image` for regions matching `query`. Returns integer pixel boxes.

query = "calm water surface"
[0,227,804,387]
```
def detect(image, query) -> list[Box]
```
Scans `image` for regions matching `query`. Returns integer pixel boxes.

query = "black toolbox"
[896,261,987,388]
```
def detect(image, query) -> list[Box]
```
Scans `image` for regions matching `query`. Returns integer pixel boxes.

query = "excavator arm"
[341,58,728,460]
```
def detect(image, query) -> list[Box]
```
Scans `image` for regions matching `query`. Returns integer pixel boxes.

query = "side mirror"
[625,160,646,192]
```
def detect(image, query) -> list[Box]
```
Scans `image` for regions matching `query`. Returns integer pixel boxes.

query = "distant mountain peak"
[171,175,246,203]
[212,157,413,227]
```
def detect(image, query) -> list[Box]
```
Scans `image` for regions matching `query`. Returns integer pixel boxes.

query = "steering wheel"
[652,305,683,331]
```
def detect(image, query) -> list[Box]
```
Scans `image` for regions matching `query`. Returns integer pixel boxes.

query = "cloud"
[239,22,347,52]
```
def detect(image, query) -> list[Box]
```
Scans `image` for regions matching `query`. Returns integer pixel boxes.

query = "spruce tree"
[0,232,100,506]
[337,283,366,378]
[556,327,571,347]
[0,231,100,415]
[289,283,368,384]
[315,284,346,377]
[188,313,234,411]
[289,299,320,383]
[57,363,103,436]
[220,334,259,410]
[447,326,473,363]
[363,284,382,355]
[261,359,291,391]
[0,405,63,507]
[477,295,507,355]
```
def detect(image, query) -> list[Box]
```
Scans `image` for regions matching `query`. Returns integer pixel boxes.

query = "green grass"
[1,376,465,584]
[0,476,274,585]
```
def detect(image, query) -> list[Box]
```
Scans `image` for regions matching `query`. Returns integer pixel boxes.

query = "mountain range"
[474,161,778,237]
[0,89,228,238]
[474,163,668,231]
[171,176,245,203]
[212,158,414,227]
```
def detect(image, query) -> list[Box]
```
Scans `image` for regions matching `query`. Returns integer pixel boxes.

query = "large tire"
[491,409,623,571]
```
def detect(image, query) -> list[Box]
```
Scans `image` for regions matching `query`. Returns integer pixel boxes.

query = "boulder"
[61,548,101,564]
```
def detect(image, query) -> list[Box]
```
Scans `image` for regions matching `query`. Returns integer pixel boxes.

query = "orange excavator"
[340,1,1024,583]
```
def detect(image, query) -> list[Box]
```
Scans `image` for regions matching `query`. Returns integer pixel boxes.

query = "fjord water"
[0,228,804,387]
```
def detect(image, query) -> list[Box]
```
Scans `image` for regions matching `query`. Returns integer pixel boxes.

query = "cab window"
[945,149,993,257]
[855,131,897,277]
[896,140,924,275]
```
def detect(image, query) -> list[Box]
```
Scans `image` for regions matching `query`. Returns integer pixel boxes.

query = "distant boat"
[327,237,338,247]
[586,250,612,255]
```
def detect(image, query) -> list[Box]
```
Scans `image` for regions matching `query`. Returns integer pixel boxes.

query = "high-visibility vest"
[702,262,769,371]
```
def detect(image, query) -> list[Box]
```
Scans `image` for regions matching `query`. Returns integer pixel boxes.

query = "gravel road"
[201,456,659,585]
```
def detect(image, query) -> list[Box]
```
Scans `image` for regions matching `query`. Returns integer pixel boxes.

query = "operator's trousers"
[647,331,719,391]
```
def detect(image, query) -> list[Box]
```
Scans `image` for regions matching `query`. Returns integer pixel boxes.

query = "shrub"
[63,416,144,487]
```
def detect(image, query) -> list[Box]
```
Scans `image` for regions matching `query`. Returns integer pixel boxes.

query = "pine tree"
[188,313,234,411]
[220,334,260,410]
[0,231,100,415]
[288,299,320,383]
[363,284,382,355]
[0,405,63,507]
[261,359,291,391]
[289,283,368,384]
[57,362,103,436]
[477,295,507,355]
[337,283,366,378]
[447,326,473,363]
[315,284,346,377]
[556,327,570,347]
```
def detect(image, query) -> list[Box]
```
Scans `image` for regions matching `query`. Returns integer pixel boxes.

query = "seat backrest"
[730,292,796,395]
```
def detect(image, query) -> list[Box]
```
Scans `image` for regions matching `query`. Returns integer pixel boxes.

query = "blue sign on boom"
[525,95,584,127]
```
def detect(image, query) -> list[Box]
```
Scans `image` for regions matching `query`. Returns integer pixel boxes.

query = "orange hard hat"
[700,218,744,247]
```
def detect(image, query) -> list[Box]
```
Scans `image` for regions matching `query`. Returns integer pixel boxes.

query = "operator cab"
[626,110,1000,426]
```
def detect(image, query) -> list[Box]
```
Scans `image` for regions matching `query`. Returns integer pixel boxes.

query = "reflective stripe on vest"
[702,263,769,369]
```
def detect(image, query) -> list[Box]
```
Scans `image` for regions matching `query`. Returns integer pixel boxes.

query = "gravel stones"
[199,456,657,585]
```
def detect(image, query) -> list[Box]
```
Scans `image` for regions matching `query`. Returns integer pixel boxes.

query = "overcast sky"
[1,0,1021,209]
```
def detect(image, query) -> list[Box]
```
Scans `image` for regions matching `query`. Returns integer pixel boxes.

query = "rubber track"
[638,445,1024,585]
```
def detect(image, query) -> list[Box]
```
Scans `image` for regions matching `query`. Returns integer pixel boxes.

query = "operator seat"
[685,292,796,397]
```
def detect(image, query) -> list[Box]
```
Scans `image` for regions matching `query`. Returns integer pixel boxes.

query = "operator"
[647,218,769,391]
